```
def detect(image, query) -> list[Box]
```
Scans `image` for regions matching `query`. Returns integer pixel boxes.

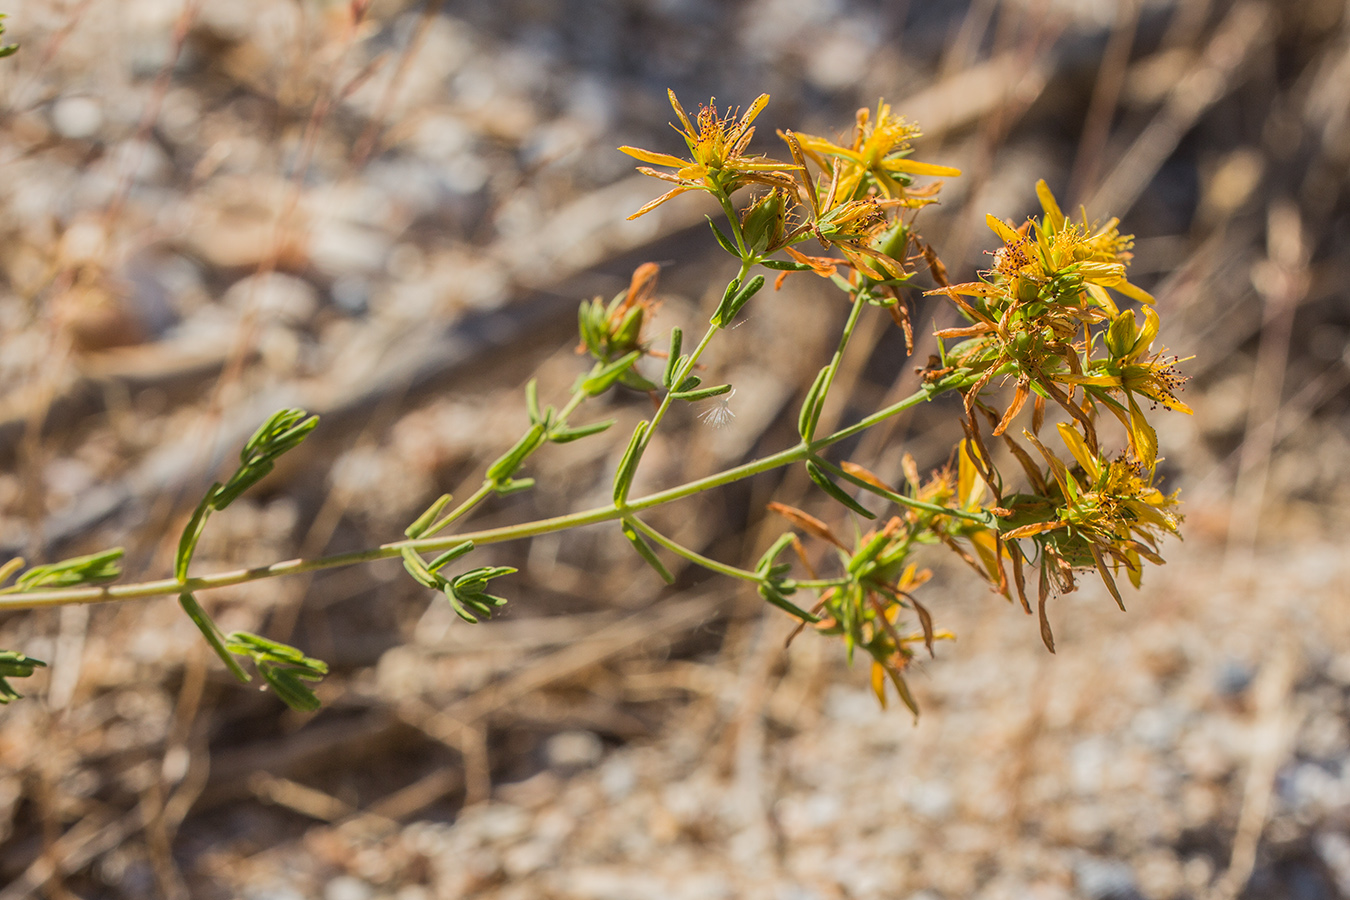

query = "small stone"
[222,272,319,326]
[51,96,103,140]
[324,877,372,900]
[546,730,604,770]
[1074,856,1142,900]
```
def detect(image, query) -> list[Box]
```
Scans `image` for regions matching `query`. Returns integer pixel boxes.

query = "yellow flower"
[1053,306,1193,466]
[619,90,800,219]
[791,101,960,202]
[1010,424,1182,606]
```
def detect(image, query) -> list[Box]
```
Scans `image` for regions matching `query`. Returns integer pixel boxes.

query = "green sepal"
[663,328,683,388]
[798,365,831,440]
[0,650,46,704]
[612,420,649,505]
[549,419,616,444]
[178,592,251,684]
[671,383,732,402]
[17,548,124,591]
[406,493,454,539]
[427,541,475,573]
[486,423,547,482]
[581,350,643,396]
[621,520,675,584]
[806,461,876,519]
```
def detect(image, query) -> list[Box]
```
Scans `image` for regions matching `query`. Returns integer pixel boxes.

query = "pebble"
[323,877,373,900]
[1073,856,1142,900]
[545,730,605,769]
[51,95,103,140]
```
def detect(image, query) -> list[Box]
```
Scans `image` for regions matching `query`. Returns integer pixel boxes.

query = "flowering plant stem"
[1,374,965,610]
[0,89,1190,712]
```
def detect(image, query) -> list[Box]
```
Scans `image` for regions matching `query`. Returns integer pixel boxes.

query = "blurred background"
[0,0,1348,897]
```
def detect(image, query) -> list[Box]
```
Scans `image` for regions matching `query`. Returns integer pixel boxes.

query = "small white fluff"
[699,389,736,428]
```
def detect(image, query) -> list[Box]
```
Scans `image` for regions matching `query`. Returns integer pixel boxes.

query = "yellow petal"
[1056,422,1100,479]
[957,438,987,510]
[666,89,694,134]
[1055,372,1123,387]
[1085,282,1119,316]
[619,145,689,168]
[883,159,962,177]
[986,214,1022,246]
[1035,179,1066,231]
[871,661,889,708]
[1114,278,1155,305]
[1137,305,1161,352]
[738,93,771,132]
[625,185,694,220]
[1126,394,1158,469]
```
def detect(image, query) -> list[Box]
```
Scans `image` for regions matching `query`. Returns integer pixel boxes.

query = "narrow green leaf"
[176,489,218,581]
[493,477,536,496]
[444,586,481,623]
[550,419,616,444]
[663,328,683,388]
[714,274,765,326]
[612,420,649,505]
[401,547,441,588]
[757,583,819,622]
[581,350,643,396]
[711,277,741,326]
[178,593,251,684]
[406,493,454,538]
[759,258,813,271]
[707,217,739,257]
[621,520,675,584]
[258,662,322,712]
[18,548,125,591]
[755,533,797,576]
[798,365,831,440]
[486,423,547,482]
[426,541,474,573]
[525,378,540,423]
[806,461,876,519]
[670,383,732,402]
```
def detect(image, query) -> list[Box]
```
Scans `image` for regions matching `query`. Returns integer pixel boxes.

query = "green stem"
[2,378,967,610]
[626,517,841,590]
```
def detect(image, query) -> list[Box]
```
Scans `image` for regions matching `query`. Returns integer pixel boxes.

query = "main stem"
[3,376,967,609]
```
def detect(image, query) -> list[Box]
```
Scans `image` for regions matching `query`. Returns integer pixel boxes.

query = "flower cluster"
[621,94,1191,710]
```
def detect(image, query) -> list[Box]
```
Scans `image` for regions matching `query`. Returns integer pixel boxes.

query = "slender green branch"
[626,517,842,592]
[2,376,970,610]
